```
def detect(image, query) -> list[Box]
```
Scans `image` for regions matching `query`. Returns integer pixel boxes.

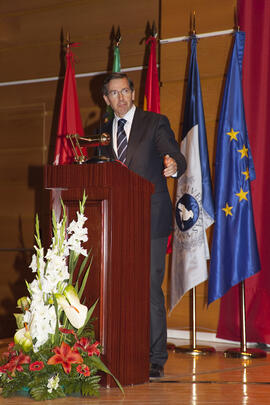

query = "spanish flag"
[144,36,160,113]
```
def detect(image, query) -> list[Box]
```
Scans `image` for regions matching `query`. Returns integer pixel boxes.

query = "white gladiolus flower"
[66,213,88,257]
[68,212,87,232]
[18,196,89,351]
[46,261,69,281]
[29,254,37,272]
[30,308,57,352]
[29,247,46,276]
[66,235,88,257]
[28,279,43,302]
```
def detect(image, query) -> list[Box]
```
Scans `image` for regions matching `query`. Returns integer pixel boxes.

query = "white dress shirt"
[112,104,136,158]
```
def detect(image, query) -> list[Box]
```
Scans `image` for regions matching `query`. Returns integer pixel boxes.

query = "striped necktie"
[117,118,128,164]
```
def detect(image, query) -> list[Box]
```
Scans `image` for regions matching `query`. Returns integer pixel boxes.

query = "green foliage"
[52,294,60,346]
[1,371,30,398]
[91,355,124,393]
[81,376,101,397]
[77,298,98,337]
[76,252,93,299]
[29,383,66,401]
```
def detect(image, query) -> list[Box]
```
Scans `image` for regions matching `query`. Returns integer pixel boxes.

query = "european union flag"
[170,36,214,310]
[208,31,260,305]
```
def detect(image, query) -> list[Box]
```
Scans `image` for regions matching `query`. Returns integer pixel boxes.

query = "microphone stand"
[67,133,113,164]
[66,113,114,164]
[84,112,114,163]
[78,133,114,164]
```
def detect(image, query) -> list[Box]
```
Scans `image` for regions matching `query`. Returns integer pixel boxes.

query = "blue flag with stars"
[208,31,260,305]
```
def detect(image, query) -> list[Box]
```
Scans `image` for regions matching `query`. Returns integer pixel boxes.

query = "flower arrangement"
[0,193,122,400]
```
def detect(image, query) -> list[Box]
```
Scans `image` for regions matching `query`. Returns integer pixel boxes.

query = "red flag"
[54,44,85,165]
[144,36,172,254]
[144,36,160,113]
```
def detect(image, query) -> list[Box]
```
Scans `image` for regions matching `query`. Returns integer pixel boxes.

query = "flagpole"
[224,281,266,359]
[174,287,215,356]
[170,12,215,356]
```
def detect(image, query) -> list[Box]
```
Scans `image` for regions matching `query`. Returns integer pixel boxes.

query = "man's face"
[103,78,135,117]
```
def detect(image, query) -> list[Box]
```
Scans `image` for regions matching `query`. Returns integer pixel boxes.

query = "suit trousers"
[150,236,169,366]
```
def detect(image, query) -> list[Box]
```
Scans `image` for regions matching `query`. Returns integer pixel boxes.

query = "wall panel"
[0,0,159,82]
[161,0,236,38]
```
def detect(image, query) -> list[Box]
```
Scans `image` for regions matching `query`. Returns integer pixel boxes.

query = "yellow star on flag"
[226,128,239,141]
[236,188,249,202]
[237,144,248,159]
[242,168,250,180]
[222,202,233,216]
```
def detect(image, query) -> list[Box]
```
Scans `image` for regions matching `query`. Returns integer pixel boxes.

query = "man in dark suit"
[100,72,186,379]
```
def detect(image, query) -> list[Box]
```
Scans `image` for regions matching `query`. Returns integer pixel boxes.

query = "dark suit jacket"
[100,107,186,239]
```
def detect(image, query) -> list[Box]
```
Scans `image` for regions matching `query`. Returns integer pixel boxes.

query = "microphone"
[77,132,111,147]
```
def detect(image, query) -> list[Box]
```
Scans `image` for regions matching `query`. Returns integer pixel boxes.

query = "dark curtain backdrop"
[217,0,270,343]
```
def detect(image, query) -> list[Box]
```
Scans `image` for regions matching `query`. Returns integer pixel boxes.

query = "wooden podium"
[44,162,154,387]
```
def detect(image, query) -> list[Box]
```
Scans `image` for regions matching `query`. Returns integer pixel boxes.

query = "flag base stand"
[169,288,216,356]
[223,282,266,360]
[174,345,216,356]
[224,347,266,359]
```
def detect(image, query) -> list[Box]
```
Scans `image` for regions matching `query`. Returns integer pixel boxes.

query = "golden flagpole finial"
[66,31,71,49]
[192,10,196,35]
[152,21,158,38]
[115,26,121,47]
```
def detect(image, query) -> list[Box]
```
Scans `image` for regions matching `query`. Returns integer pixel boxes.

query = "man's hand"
[163,154,177,177]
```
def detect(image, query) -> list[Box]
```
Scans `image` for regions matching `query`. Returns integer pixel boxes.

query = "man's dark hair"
[102,72,134,95]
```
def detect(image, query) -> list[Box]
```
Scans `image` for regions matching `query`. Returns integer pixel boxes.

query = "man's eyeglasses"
[108,88,132,98]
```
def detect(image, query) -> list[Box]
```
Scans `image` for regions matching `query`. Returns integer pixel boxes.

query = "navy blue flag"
[170,36,214,310]
[208,31,260,305]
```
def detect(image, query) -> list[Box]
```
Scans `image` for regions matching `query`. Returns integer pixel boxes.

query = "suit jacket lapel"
[104,119,117,160]
[126,108,146,167]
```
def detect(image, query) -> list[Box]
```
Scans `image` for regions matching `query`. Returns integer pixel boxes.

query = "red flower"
[1,342,17,361]
[73,337,89,351]
[76,364,91,377]
[74,338,100,357]
[29,361,44,371]
[47,341,83,374]
[8,342,15,350]
[87,341,100,357]
[0,352,30,376]
[59,328,75,335]
[0,366,9,375]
